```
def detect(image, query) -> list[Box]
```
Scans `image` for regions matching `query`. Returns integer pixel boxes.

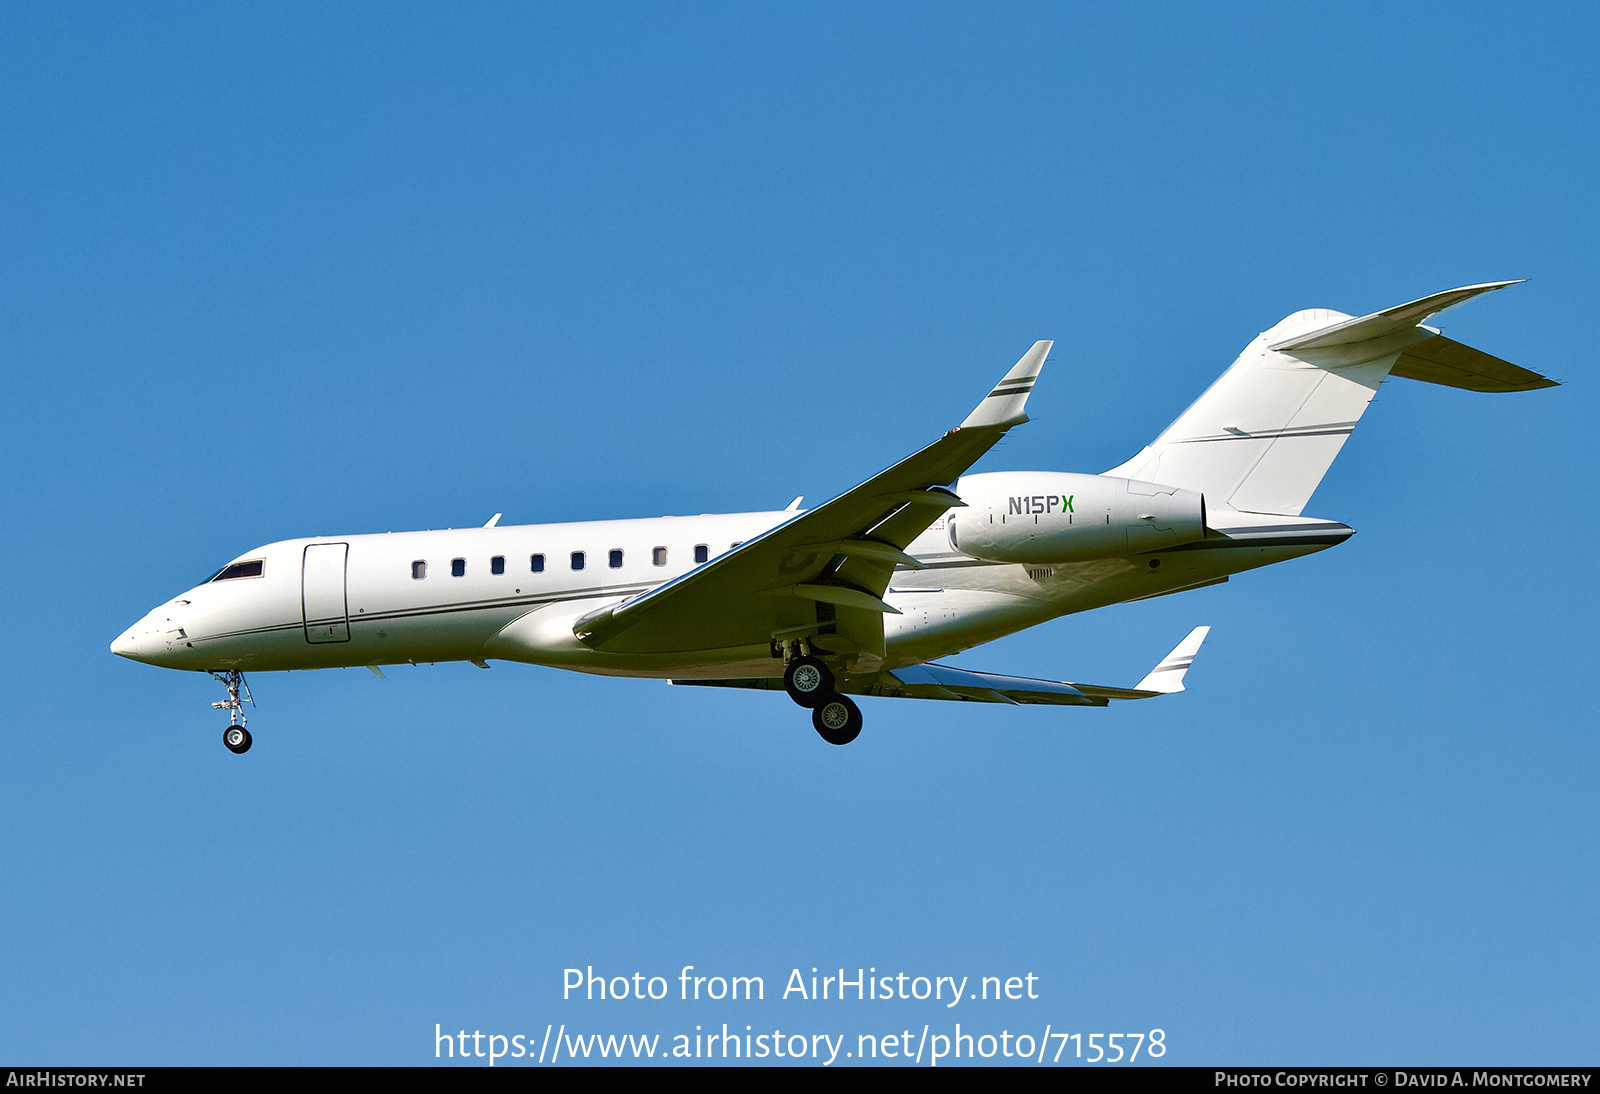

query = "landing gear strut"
[210,670,254,754]
[777,638,863,744]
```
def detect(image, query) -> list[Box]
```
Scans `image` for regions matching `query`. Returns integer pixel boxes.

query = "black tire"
[223,726,252,754]
[783,656,834,708]
[811,695,862,746]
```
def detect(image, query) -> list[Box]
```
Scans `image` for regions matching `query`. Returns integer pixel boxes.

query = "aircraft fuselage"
[112,502,1345,680]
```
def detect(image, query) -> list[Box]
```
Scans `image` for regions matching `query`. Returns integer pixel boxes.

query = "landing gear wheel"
[811,695,862,746]
[209,671,255,753]
[783,656,835,708]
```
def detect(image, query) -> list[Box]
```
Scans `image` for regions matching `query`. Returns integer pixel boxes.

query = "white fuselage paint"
[111,500,1342,682]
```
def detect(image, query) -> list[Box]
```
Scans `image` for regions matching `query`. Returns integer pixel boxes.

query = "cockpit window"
[209,560,265,582]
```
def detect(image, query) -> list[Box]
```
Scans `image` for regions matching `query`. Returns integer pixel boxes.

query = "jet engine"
[949,471,1207,563]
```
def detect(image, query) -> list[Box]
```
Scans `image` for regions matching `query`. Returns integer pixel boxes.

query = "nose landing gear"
[210,670,254,754]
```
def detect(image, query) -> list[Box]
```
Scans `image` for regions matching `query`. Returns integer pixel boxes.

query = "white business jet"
[113,282,1555,752]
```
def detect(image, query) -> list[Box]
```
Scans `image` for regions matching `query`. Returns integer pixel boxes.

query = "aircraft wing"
[869,625,1211,704]
[672,626,1212,705]
[572,341,1053,666]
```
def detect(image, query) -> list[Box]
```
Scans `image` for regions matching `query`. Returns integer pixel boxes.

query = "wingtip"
[958,341,1052,430]
[1453,279,1525,296]
[1133,625,1211,694]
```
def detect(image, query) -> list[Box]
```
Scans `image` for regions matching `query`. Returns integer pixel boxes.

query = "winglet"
[1133,626,1211,694]
[960,341,1052,430]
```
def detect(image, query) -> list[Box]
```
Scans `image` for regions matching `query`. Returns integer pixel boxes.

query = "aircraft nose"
[111,601,198,662]
[111,624,144,659]
[111,609,177,663]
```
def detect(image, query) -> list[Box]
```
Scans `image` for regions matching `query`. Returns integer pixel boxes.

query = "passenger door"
[302,542,350,643]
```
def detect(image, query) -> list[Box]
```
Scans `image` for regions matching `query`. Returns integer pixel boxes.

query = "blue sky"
[1,2,1594,1066]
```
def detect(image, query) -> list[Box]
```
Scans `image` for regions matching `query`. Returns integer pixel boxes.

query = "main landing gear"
[783,655,834,708]
[812,695,863,746]
[210,670,254,754]
[779,641,862,746]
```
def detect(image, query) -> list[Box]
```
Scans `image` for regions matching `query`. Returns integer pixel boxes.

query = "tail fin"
[1106,282,1556,517]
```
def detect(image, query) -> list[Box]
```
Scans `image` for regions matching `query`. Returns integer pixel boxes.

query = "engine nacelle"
[949,471,1207,563]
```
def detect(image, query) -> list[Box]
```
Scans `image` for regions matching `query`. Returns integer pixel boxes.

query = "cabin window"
[451,558,466,577]
[411,560,427,579]
[211,560,265,582]
[653,547,667,566]
[571,551,585,570]
[609,549,623,569]
[531,553,545,573]
[491,555,505,575]
[694,544,709,564]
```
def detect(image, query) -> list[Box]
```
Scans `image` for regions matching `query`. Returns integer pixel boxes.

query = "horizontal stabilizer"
[1269,281,1520,350]
[1390,333,1558,393]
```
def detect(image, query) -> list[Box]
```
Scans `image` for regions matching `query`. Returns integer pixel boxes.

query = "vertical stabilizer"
[1105,282,1545,516]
